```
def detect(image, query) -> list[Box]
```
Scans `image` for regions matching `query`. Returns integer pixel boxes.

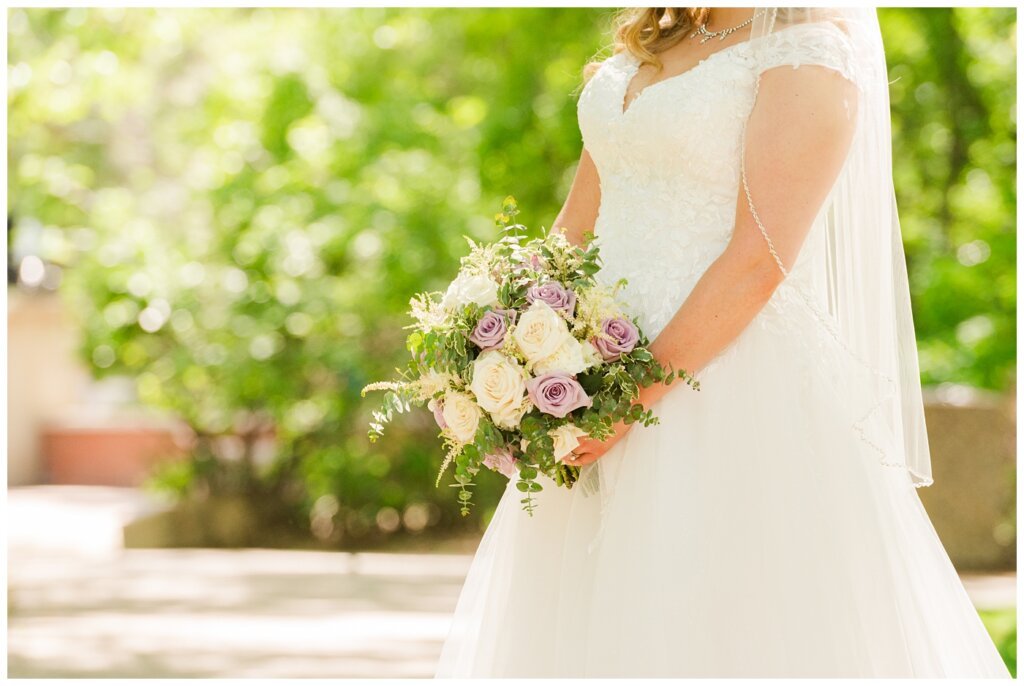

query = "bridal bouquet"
[361,197,698,515]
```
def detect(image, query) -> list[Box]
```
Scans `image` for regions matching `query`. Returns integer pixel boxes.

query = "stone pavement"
[7,486,473,678]
[6,485,1017,678]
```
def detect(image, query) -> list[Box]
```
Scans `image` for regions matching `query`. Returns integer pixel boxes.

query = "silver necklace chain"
[688,9,764,44]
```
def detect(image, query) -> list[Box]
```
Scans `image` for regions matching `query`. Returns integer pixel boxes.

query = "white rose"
[512,300,574,365]
[442,272,500,310]
[534,338,588,375]
[549,424,589,463]
[462,273,500,307]
[441,391,482,444]
[470,351,527,421]
[580,340,604,370]
[440,277,462,310]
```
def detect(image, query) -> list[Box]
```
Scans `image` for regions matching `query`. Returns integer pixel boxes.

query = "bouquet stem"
[555,463,581,488]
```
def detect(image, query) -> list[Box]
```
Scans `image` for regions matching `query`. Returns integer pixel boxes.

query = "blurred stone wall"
[918,387,1016,571]
[7,290,90,485]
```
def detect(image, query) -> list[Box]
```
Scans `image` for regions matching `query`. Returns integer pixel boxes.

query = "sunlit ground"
[8,486,470,678]
[7,486,1017,678]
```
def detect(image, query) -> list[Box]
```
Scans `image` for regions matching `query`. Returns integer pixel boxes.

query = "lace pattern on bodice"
[576,21,861,340]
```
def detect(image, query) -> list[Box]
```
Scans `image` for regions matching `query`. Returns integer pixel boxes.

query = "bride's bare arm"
[551,147,601,247]
[639,65,859,410]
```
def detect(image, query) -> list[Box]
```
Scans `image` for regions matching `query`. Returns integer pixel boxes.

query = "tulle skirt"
[434,297,1010,678]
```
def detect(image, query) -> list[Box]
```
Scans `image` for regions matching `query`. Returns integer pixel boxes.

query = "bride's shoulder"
[577,50,633,101]
[585,50,636,81]
[753,20,862,88]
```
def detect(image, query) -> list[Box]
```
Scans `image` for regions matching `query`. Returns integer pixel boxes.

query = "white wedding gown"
[435,21,1011,678]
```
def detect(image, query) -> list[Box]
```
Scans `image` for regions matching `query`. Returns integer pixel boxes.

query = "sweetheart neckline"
[614,20,842,118]
[618,39,751,117]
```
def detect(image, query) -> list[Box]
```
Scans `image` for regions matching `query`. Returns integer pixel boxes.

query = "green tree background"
[7,8,1017,542]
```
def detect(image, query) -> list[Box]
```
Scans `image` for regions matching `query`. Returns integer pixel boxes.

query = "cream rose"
[491,397,532,430]
[549,424,589,462]
[512,300,574,365]
[441,272,500,310]
[533,338,588,375]
[470,351,528,425]
[579,340,604,370]
[440,391,482,444]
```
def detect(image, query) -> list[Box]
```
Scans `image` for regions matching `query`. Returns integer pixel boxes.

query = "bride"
[435,7,1010,678]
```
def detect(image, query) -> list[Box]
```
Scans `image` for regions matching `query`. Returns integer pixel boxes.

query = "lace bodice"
[576,21,859,339]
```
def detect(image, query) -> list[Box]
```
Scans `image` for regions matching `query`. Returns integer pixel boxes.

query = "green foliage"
[880,8,1016,391]
[979,608,1017,676]
[6,8,1015,543]
[8,7,617,540]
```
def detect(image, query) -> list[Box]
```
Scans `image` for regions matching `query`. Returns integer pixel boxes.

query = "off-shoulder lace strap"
[754,21,862,89]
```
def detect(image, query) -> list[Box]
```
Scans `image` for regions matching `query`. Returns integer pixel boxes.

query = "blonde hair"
[582,8,711,83]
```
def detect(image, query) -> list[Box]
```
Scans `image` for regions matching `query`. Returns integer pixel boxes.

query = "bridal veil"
[743,8,933,486]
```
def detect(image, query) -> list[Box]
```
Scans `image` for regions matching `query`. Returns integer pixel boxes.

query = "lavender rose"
[525,281,576,314]
[482,445,518,478]
[592,317,640,361]
[525,372,592,418]
[469,308,517,351]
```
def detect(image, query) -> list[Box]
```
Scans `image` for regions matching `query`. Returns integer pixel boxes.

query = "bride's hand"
[562,419,634,466]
